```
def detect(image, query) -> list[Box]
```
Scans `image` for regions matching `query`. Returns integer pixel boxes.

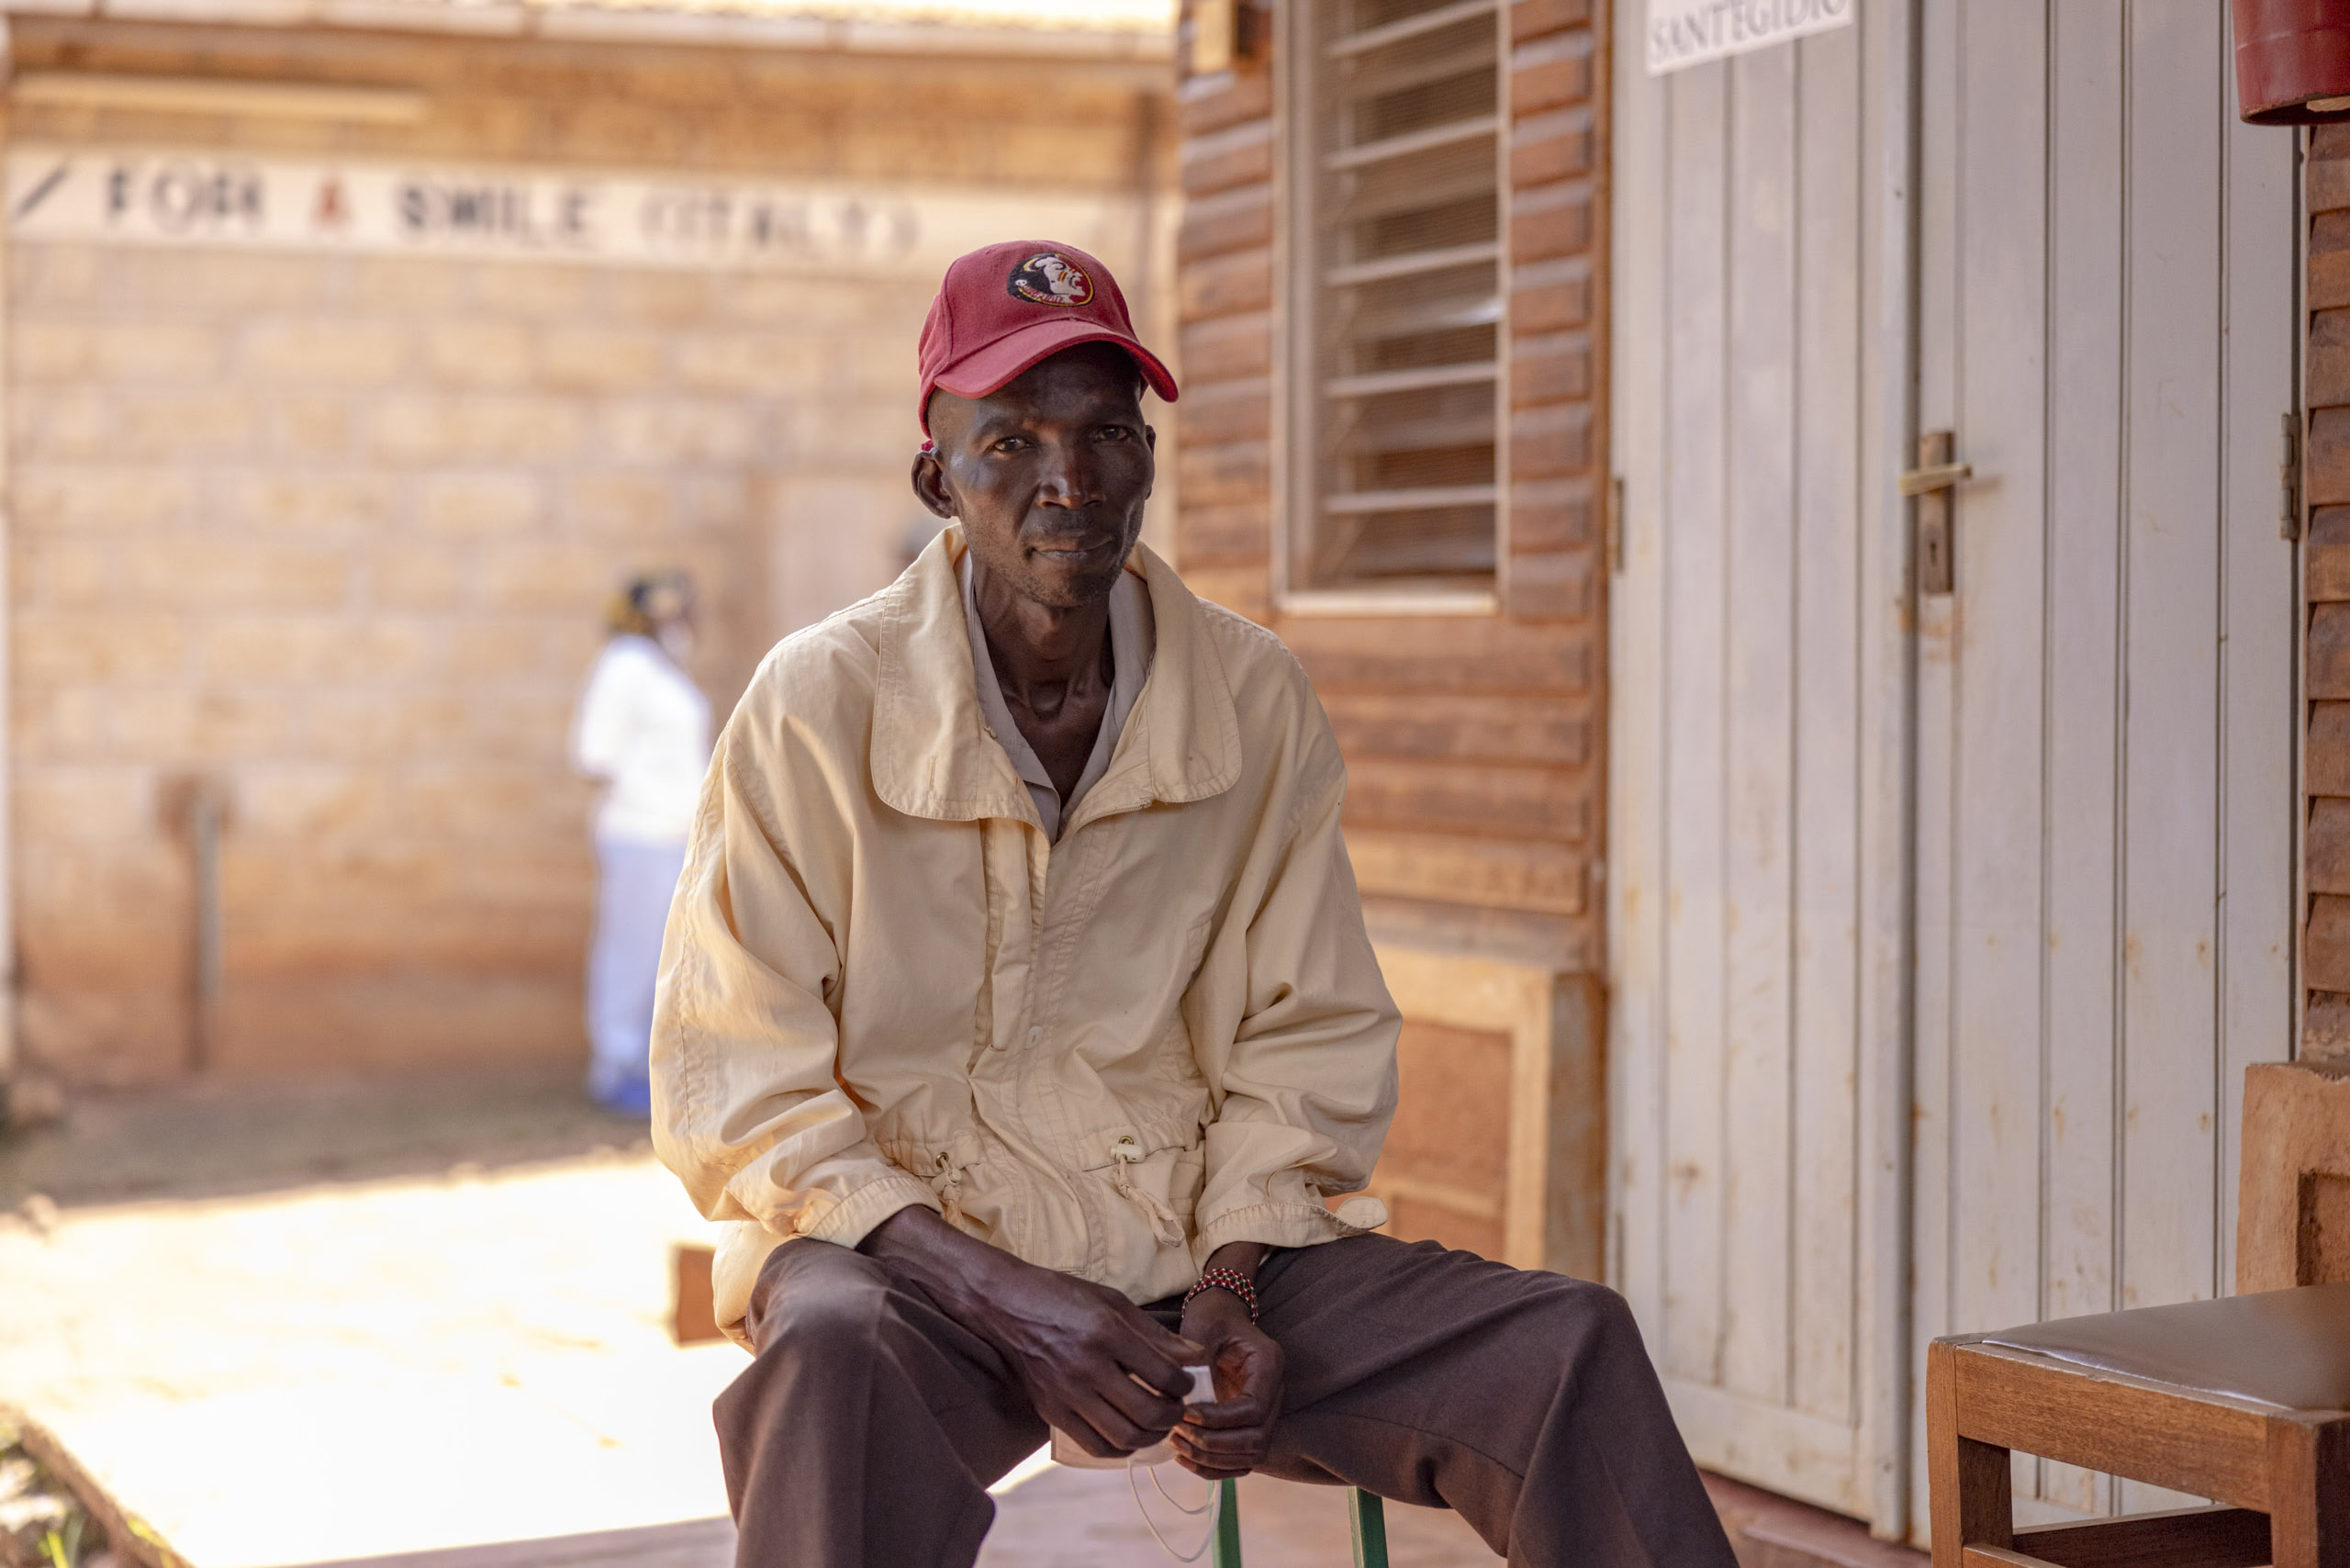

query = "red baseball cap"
[916,240,1179,433]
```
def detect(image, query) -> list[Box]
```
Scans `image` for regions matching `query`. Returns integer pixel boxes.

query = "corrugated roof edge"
[3,0,1175,57]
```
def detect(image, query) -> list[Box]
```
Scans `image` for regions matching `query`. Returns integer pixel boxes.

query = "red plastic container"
[2234,0,2350,125]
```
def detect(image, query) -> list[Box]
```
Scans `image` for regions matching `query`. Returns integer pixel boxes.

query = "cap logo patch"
[1007,252,1095,308]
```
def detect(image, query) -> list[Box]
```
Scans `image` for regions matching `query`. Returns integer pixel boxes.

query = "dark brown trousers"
[713,1233,1738,1568]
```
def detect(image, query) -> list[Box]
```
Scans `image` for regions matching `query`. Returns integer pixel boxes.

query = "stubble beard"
[982,511,1139,612]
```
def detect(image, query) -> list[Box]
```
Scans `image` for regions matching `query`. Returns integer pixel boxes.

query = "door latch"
[1900,431,1971,596]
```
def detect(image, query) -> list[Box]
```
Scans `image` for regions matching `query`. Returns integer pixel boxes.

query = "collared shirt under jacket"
[652,525,1401,1344]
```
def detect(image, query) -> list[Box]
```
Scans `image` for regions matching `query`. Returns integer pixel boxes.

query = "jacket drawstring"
[1108,1137,1185,1249]
[930,1150,967,1228]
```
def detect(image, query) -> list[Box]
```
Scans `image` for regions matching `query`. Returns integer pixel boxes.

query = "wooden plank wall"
[2305,126,2350,1070]
[1170,0,1608,1262]
[1173,0,1606,964]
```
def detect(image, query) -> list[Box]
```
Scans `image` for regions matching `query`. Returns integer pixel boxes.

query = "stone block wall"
[6,18,1173,1082]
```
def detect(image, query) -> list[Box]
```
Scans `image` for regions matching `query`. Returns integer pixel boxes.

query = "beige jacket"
[652,526,1400,1344]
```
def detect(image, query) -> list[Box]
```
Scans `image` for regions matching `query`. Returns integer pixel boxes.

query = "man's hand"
[859,1205,1201,1459]
[1169,1243,1282,1480]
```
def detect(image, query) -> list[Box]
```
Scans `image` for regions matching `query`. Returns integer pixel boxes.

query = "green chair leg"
[1205,1476,1384,1567]
[1211,1476,1243,1568]
[1347,1488,1389,1568]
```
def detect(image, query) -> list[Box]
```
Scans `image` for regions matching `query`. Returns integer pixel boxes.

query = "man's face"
[913,343,1156,611]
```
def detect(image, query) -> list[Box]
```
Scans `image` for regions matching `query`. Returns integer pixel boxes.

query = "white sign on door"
[1645,0,1853,75]
[6,146,1125,275]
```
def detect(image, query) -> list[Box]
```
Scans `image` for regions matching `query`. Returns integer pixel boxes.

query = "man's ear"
[910,448,957,521]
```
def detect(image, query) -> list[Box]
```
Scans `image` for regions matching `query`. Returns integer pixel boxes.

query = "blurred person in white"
[572,572,711,1114]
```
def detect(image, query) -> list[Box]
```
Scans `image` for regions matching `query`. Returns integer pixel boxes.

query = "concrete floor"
[258,1469,1493,1568]
[0,1074,1496,1568]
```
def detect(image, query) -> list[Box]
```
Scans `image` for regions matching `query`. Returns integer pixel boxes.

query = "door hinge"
[2282,412,2304,542]
[1901,431,1971,596]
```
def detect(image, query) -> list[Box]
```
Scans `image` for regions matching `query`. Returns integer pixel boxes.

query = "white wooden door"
[1608,0,2299,1543]
[1907,0,2298,1532]
[1607,0,1916,1529]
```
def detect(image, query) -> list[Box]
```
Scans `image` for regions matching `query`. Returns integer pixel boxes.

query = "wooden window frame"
[1271,0,1512,619]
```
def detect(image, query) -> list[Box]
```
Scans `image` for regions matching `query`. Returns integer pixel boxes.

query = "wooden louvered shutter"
[1284,0,1505,598]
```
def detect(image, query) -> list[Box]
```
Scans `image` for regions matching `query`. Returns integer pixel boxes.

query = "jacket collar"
[872,524,1243,826]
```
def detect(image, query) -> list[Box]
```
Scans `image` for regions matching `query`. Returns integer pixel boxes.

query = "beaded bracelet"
[1182,1264,1260,1324]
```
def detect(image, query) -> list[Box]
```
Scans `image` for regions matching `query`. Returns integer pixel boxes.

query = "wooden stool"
[1928,1281,2350,1566]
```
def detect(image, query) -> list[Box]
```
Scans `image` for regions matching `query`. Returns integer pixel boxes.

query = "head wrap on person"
[607,571,695,639]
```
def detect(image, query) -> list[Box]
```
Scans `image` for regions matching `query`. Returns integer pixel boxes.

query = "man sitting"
[652,240,1736,1568]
